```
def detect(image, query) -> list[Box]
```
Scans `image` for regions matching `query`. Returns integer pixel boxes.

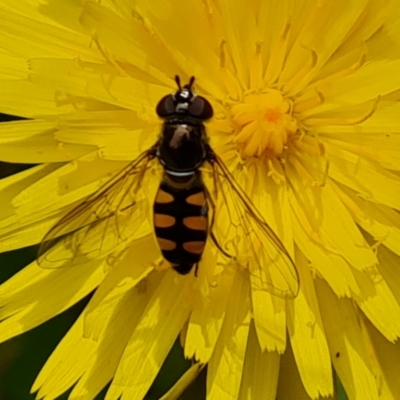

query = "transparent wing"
[207,154,299,298]
[38,150,156,268]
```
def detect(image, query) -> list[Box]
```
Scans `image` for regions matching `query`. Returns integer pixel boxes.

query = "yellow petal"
[288,168,376,270]
[258,0,295,85]
[287,250,333,398]
[376,246,400,317]
[353,267,400,341]
[104,0,133,17]
[29,57,167,115]
[0,156,121,253]
[33,271,163,399]
[80,1,177,86]
[0,156,133,254]
[56,110,159,161]
[0,0,93,36]
[73,271,166,400]
[0,5,100,61]
[34,314,100,399]
[250,271,286,353]
[12,153,125,217]
[304,60,400,116]
[245,162,299,298]
[276,339,332,400]
[251,160,294,255]
[0,163,56,220]
[331,182,400,257]
[185,249,234,363]
[309,0,389,87]
[365,317,400,400]
[0,49,29,79]
[105,270,193,400]
[131,0,226,98]
[216,0,258,88]
[0,119,54,143]
[329,0,388,59]
[82,236,157,340]
[326,143,400,211]
[316,279,380,400]
[317,102,400,132]
[0,259,105,342]
[0,79,78,117]
[203,161,298,298]
[207,272,251,400]
[318,104,400,169]
[280,0,369,95]
[0,120,95,163]
[323,129,400,172]
[238,322,280,400]
[0,214,57,251]
[291,195,360,297]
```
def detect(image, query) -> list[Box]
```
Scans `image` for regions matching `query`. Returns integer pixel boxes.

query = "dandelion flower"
[1,0,400,399]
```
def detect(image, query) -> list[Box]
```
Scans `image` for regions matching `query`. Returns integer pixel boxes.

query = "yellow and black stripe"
[153,178,208,274]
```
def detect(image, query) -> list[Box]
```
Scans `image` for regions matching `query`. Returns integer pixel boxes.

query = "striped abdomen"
[153,179,208,274]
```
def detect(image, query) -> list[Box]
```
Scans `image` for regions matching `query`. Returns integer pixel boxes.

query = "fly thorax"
[158,122,207,172]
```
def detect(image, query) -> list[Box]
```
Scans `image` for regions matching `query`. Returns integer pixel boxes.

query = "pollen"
[231,89,298,158]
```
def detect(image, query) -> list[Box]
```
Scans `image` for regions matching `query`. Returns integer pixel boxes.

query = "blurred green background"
[0,113,346,400]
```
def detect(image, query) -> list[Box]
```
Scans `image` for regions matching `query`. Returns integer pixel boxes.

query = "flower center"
[231,89,297,157]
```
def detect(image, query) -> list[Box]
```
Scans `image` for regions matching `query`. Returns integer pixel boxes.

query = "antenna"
[187,76,195,90]
[174,75,182,90]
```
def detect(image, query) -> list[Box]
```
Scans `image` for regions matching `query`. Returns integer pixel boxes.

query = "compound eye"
[188,96,213,119]
[156,95,175,117]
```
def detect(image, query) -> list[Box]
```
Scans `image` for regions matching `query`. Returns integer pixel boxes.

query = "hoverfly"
[38,76,299,298]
